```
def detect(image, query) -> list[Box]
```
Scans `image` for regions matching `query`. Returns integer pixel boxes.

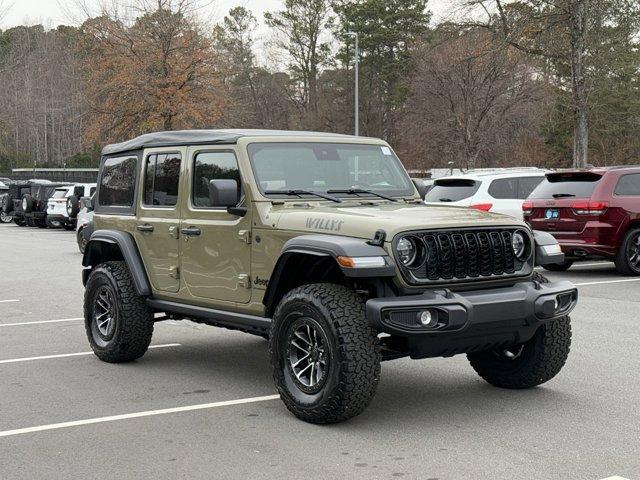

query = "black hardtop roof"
[102,129,360,156]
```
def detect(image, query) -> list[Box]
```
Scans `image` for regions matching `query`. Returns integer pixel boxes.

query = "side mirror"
[209,179,239,208]
[412,178,428,200]
[82,196,93,212]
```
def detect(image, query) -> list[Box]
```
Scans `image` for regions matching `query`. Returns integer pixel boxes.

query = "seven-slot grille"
[398,228,526,284]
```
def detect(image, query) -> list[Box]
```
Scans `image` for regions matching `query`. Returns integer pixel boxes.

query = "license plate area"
[544,209,559,220]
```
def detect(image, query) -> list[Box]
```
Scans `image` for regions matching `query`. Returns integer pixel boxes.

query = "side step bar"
[146,299,271,336]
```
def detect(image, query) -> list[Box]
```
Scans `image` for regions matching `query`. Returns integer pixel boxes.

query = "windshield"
[247,142,414,199]
[424,179,481,202]
[529,172,602,199]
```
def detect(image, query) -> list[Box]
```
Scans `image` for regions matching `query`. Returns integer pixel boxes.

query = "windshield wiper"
[264,189,342,203]
[552,193,576,198]
[327,188,398,202]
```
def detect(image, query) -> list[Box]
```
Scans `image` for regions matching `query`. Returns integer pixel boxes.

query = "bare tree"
[399,29,553,170]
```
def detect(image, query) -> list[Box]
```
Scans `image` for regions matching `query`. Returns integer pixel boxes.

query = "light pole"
[345,31,359,136]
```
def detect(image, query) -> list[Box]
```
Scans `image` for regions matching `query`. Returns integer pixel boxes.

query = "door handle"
[137,224,154,233]
[181,226,201,236]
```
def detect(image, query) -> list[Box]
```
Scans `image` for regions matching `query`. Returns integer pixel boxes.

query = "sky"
[1,0,454,30]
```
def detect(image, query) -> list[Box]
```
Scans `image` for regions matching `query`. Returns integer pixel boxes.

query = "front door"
[180,148,252,304]
[133,149,183,293]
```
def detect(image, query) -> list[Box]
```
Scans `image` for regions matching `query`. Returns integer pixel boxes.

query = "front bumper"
[366,279,577,359]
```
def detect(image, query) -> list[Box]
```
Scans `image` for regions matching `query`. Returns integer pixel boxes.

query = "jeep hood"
[263,201,527,241]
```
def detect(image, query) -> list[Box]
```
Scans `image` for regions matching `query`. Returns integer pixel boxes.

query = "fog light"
[418,310,438,328]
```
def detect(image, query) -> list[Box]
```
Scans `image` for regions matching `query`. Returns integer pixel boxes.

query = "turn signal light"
[470,203,493,212]
[570,201,608,215]
[522,201,533,215]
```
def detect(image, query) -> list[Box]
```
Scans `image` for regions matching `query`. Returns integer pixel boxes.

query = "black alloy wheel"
[286,317,330,394]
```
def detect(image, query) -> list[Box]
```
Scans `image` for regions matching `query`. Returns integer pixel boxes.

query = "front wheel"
[84,261,154,363]
[0,211,12,223]
[614,228,640,276]
[468,316,571,389]
[269,284,380,424]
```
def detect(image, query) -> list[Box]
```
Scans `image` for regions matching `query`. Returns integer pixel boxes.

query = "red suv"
[523,167,640,275]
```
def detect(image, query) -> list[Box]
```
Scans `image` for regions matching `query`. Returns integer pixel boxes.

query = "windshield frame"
[246,141,416,201]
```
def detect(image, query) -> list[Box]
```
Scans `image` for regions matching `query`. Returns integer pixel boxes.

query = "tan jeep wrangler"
[82,130,578,424]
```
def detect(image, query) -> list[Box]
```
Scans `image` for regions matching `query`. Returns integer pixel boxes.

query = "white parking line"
[0,343,180,364]
[0,317,83,327]
[0,299,20,303]
[600,476,631,480]
[575,278,640,287]
[0,394,280,438]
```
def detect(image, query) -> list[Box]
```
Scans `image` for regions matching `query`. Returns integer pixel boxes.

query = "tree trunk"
[163,114,173,131]
[570,0,589,168]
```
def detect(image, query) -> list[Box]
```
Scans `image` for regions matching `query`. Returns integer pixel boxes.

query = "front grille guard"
[393,227,533,286]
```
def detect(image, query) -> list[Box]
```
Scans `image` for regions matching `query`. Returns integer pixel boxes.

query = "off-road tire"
[0,211,12,223]
[269,283,381,424]
[63,222,75,231]
[67,195,80,218]
[84,261,154,363]
[21,194,34,213]
[467,272,571,389]
[36,219,47,228]
[614,228,640,276]
[542,260,573,272]
[13,217,25,226]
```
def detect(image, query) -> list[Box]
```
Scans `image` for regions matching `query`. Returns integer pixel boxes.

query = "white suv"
[423,168,548,219]
[46,183,96,229]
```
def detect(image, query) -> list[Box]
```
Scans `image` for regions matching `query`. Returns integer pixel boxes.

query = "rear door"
[132,149,184,293]
[527,172,603,233]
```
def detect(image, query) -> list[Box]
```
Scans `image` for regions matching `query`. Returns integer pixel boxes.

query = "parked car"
[21,182,70,228]
[424,168,548,219]
[523,166,640,274]
[3,181,35,226]
[76,195,94,253]
[46,183,96,229]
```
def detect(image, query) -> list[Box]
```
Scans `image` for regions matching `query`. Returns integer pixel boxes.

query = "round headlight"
[512,231,528,260]
[397,236,417,266]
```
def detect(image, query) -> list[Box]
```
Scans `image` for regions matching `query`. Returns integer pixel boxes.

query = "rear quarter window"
[424,179,480,202]
[614,173,640,196]
[529,172,602,199]
[97,155,139,213]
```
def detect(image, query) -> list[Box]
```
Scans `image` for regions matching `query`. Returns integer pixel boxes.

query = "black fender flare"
[533,230,565,266]
[263,234,396,313]
[82,229,151,296]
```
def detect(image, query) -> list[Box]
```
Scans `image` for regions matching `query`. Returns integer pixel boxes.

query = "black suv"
[19,183,69,228]
[2,182,33,226]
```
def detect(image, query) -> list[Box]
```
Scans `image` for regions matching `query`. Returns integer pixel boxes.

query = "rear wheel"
[269,283,380,424]
[614,228,640,276]
[84,261,154,363]
[542,259,573,272]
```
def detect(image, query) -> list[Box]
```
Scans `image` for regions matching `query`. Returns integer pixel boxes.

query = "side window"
[517,176,544,199]
[143,152,181,207]
[89,187,96,197]
[98,156,138,207]
[488,178,518,199]
[192,151,240,208]
[614,174,640,196]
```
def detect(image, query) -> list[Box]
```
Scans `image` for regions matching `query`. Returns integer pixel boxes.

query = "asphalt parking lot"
[1,222,639,480]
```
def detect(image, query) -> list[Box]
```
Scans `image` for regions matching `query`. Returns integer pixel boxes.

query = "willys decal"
[305,217,344,232]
